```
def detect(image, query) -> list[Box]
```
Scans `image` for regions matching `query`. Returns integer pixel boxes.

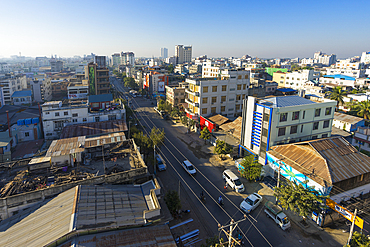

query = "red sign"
[200,116,216,132]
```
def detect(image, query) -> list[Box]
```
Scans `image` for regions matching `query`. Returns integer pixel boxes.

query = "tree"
[354,100,370,120]
[274,180,327,221]
[345,231,370,247]
[329,86,347,111]
[132,131,152,159]
[150,127,165,149]
[124,77,136,89]
[200,127,211,144]
[291,64,301,71]
[188,119,195,132]
[157,99,166,111]
[201,235,223,247]
[170,107,180,119]
[240,155,262,181]
[164,190,181,216]
[214,140,233,159]
[168,64,174,74]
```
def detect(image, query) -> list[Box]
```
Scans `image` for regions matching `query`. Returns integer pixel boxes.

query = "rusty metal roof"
[269,137,370,186]
[208,114,230,126]
[46,136,85,157]
[60,119,128,139]
[219,116,242,140]
[84,132,127,148]
[334,112,364,125]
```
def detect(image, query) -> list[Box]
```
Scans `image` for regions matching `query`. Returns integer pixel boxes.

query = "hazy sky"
[1,0,369,59]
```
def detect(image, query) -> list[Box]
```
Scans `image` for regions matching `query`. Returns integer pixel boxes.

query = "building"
[11,90,32,105]
[326,68,366,78]
[41,95,125,139]
[202,60,224,78]
[0,74,27,105]
[313,51,337,66]
[0,63,10,73]
[67,81,89,100]
[121,52,135,66]
[86,62,110,95]
[111,53,121,68]
[361,51,370,64]
[272,71,286,87]
[352,126,370,152]
[188,64,202,74]
[165,84,187,107]
[332,112,365,132]
[320,74,356,87]
[240,95,336,163]
[93,55,106,68]
[144,71,168,94]
[0,87,4,108]
[283,70,320,90]
[50,60,63,72]
[175,45,192,64]
[185,68,250,119]
[161,48,168,59]
[31,78,52,102]
[166,56,177,65]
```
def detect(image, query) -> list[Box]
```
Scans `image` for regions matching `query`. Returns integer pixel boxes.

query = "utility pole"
[102,145,106,175]
[218,216,247,246]
[178,181,181,198]
[347,208,358,246]
[153,144,156,175]
[276,160,281,205]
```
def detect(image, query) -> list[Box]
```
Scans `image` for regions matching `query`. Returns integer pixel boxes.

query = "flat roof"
[11,90,32,98]
[261,95,315,108]
[334,112,364,124]
[88,94,113,103]
[323,74,356,81]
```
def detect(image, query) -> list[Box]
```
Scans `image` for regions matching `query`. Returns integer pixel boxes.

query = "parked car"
[181,160,196,175]
[264,201,291,230]
[156,154,167,171]
[240,193,262,213]
[223,169,245,192]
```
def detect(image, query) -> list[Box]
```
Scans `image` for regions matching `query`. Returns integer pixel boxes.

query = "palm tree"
[329,86,346,111]
[354,101,370,120]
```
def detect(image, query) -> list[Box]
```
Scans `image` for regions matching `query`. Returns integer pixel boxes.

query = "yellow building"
[272,71,286,87]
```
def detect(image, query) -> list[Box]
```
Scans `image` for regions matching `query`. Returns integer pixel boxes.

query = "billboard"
[158,81,165,92]
[89,66,95,95]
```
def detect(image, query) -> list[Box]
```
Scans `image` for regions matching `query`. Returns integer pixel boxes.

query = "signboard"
[158,81,165,92]
[68,93,88,99]
[326,198,364,229]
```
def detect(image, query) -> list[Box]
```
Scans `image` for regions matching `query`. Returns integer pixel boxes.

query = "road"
[111,77,338,247]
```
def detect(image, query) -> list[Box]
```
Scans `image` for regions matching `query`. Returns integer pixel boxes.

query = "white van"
[182,160,196,175]
[223,169,244,192]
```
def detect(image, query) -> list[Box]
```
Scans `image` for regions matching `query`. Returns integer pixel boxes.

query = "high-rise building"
[175,45,192,64]
[121,52,135,66]
[183,46,192,63]
[94,56,106,69]
[161,48,168,59]
[86,62,110,95]
[111,53,121,68]
[50,59,63,72]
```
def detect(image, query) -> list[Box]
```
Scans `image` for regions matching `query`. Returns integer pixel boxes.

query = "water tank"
[32,118,39,124]
[17,119,25,126]
[25,118,32,125]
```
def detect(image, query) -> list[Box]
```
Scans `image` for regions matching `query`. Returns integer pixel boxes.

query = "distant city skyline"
[1,0,369,59]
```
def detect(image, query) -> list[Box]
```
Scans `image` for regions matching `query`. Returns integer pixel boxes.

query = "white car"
[181,160,196,175]
[240,193,262,213]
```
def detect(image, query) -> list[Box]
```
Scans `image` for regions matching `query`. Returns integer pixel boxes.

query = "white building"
[41,99,125,139]
[240,95,336,163]
[31,78,52,102]
[121,52,135,66]
[67,82,89,100]
[283,70,320,89]
[175,45,192,64]
[0,74,27,105]
[161,48,168,59]
[320,74,356,87]
[335,60,364,70]
[12,90,32,105]
[0,63,10,73]
[185,68,250,118]
[361,51,370,64]
[202,60,226,78]
[326,68,365,78]
[332,112,365,132]
[166,56,177,65]
[352,127,370,152]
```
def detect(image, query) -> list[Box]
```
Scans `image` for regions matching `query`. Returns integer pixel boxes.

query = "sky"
[1,0,370,59]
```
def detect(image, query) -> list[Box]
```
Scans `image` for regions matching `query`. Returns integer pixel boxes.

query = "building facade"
[175,45,192,64]
[320,74,356,87]
[31,78,52,102]
[240,95,336,163]
[283,70,320,89]
[0,74,27,105]
[121,52,135,66]
[361,51,370,64]
[144,71,168,94]
[86,63,110,95]
[165,85,186,106]
[160,48,168,59]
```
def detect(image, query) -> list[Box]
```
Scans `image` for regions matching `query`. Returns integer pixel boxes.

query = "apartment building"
[352,127,370,152]
[161,48,168,59]
[283,70,320,89]
[31,78,52,102]
[175,45,192,64]
[240,95,336,163]
[86,62,110,95]
[320,74,356,87]
[0,74,27,105]
[314,51,337,66]
[143,71,168,94]
[185,68,250,118]
[361,51,370,64]
[121,52,135,66]
[326,60,366,78]
[165,84,187,106]
[67,81,89,100]
[41,95,125,139]
[0,63,10,73]
[50,60,63,72]
[111,53,121,68]
[272,71,286,87]
[202,60,225,78]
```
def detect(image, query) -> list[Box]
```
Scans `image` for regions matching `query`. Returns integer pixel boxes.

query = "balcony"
[185,98,199,107]
[185,89,199,96]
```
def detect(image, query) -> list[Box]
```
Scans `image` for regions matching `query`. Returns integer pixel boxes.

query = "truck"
[264,201,291,230]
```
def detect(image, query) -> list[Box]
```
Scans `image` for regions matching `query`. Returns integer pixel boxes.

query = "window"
[222,85,227,91]
[237,84,242,90]
[95,116,100,122]
[72,113,78,117]
[211,107,216,113]
[323,120,330,128]
[244,75,248,79]
[243,84,246,90]
[278,127,286,136]
[221,96,226,102]
[313,122,319,130]
[315,108,321,117]
[292,111,299,120]
[236,95,241,101]
[228,108,234,111]
[45,112,50,115]
[262,128,268,137]
[263,113,269,121]
[301,125,304,132]
[202,97,208,104]
[64,111,68,116]
[212,97,217,103]
[72,119,78,122]
[236,104,240,111]
[312,135,318,139]
[55,112,60,117]
[325,107,332,115]
[83,118,87,122]
[212,86,217,92]
[290,125,298,134]
[25,132,30,137]
[280,113,288,122]
[202,108,207,115]
[203,86,208,93]
[302,110,305,119]
[238,75,242,79]
[221,106,225,112]
[229,98,234,101]
[322,134,328,138]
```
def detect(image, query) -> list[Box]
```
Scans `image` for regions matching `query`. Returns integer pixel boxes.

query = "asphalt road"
[111,78,335,247]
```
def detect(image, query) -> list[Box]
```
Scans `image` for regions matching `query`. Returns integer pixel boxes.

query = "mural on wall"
[158,81,165,92]
[89,67,95,95]
[266,153,332,196]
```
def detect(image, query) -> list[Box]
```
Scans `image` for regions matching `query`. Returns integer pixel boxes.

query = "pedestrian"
[224,183,228,190]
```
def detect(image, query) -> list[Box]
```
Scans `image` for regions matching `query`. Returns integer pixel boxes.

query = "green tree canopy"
[354,100,370,120]
[214,140,233,159]
[150,126,165,149]
[164,190,181,216]
[329,86,347,110]
[200,127,211,144]
[345,231,370,247]
[240,155,262,181]
[124,77,137,89]
[274,180,327,220]
[168,64,174,74]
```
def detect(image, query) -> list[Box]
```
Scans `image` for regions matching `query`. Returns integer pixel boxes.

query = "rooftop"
[260,95,315,108]
[88,93,113,103]
[207,114,230,126]
[11,90,32,98]
[334,112,364,124]
[323,74,356,81]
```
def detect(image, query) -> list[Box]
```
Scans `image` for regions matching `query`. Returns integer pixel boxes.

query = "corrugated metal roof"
[208,114,230,126]
[269,137,370,185]
[46,136,85,157]
[84,132,127,148]
[0,187,76,247]
[334,112,364,124]
[263,95,315,108]
[324,74,356,81]
[60,119,128,139]
[28,156,51,165]
[219,116,242,140]
[88,93,113,103]
[11,90,32,98]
